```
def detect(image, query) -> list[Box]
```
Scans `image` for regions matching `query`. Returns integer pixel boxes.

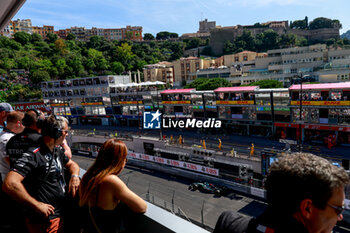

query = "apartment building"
[32,25,54,39]
[104,28,123,41]
[227,44,350,86]
[56,29,71,39]
[1,19,32,37]
[223,51,267,67]
[172,57,214,86]
[121,26,143,41]
[70,26,86,41]
[143,62,174,85]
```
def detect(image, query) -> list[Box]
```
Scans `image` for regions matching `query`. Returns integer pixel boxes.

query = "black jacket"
[214,208,309,233]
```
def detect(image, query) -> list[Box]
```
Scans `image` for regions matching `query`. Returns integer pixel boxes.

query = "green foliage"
[13,32,32,45]
[115,43,135,70]
[30,70,50,84]
[31,33,43,43]
[111,61,125,74]
[125,31,133,40]
[156,31,179,40]
[290,20,307,29]
[309,17,342,30]
[244,80,283,88]
[144,33,155,40]
[185,78,232,90]
[66,33,76,41]
[45,33,59,43]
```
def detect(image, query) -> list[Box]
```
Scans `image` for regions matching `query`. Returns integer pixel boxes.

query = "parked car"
[188,182,226,196]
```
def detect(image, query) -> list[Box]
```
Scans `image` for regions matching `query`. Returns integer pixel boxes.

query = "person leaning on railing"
[79,139,147,233]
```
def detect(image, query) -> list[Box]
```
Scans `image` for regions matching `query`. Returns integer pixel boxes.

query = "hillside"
[341,30,350,39]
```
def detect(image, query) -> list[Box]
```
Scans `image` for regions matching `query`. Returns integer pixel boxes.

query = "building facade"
[143,62,174,85]
[32,25,54,39]
[172,57,215,86]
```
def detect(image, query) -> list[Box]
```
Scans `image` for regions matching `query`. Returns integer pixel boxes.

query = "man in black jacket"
[214,153,349,233]
[6,109,44,165]
[3,115,80,233]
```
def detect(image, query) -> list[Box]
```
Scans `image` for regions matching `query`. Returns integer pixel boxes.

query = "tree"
[66,33,76,41]
[115,43,135,70]
[13,32,31,45]
[17,56,32,70]
[280,33,297,48]
[31,33,43,43]
[144,33,155,41]
[54,39,67,55]
[30,70,50,84]
[0,58,15,70]
[56,58,67,77]
[111,61,125,74]
[309,17,341,29]
[259,30,280,51]
[290,20,307,29]
[125,31,133,40]
[245,80,283,88]
[156,31,178,40]
[45,32,58,43]
[223,41,235,54]
[185,78,232,90]
[185,38,200,50]
[235,30,255,51]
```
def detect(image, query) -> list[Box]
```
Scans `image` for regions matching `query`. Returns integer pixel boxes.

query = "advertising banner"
[81,102,104,106]
[216,100,254,105]
[12,101,46,112]
[290,101,350,106]
[162,100,191,104]
[118,101,142,105]
[128,152,219,176]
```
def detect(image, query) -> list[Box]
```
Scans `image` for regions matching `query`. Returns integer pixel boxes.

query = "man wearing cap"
[0,103,14,133]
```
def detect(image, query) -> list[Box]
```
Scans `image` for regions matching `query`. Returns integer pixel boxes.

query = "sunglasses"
[327,203,346,216]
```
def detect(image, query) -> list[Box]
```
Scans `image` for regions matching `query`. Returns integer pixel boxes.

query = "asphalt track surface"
[73,155,267,230]
[72,125,350,163]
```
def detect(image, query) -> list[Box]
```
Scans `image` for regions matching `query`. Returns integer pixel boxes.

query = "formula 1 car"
[188,182,226,197]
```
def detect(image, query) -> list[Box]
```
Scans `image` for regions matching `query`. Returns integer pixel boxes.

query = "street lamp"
[157,85,163,140]
[293,74,310,152]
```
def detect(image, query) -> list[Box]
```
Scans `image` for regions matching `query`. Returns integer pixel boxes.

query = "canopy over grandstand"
[214,86,259,92]
[289,82,350,91]
[161,89,195,94]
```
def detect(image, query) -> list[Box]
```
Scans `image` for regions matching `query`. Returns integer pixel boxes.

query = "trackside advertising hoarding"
[128,151,219,177]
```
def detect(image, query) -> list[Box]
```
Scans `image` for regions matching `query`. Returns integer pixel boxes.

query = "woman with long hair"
[79,139,147,232]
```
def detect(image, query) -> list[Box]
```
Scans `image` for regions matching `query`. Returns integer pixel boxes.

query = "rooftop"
[289,82,350,91]
[214,86,259,92]
[161,88,195,94]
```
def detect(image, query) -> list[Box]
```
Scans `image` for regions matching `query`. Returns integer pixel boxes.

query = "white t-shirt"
[0,130,15,181]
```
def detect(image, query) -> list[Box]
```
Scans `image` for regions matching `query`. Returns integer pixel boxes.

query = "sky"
[14,0,350,36]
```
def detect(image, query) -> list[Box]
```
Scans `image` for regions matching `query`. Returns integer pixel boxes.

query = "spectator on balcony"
[214,153,349,233]
[6,109,45,166]
[3,115,80,233]
[0,103,14,133]
[79,139,147,233]
[0,111,25,182]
